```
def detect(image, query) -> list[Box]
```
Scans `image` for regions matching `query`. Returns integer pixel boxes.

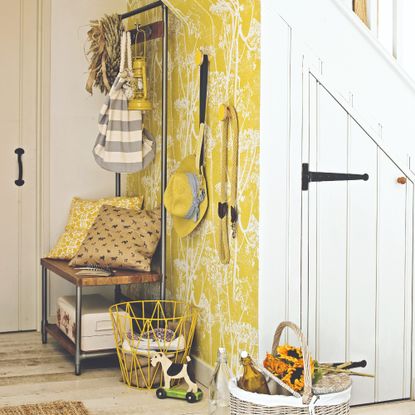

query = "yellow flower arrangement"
[263,345,315,392]
[264,345,373,392]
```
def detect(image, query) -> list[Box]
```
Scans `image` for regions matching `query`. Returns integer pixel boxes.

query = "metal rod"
[75,285,82,376]
[41,266,48,344]
[115,173,121,304]
[114,285,122,303]
[115,173,121,197]
[120,1,168,300]
[80,350,117,360]
[120,1,163,20]
[160,4,168,301]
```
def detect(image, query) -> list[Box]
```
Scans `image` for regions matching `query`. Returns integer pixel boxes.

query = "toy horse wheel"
[156,388,167,399]
[185,392,197,403]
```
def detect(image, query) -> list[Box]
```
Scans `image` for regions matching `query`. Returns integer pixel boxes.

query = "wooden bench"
[40,258,160,375]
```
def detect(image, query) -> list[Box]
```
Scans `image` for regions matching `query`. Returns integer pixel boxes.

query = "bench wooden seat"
[41,258,160,287]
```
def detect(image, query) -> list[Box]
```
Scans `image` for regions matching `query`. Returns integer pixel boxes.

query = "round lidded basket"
[229,321,351,415]
[109,300,198,389]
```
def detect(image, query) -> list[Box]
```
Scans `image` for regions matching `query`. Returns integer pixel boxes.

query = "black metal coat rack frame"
[117,1,168,301]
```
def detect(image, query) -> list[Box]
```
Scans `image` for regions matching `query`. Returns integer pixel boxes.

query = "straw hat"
[164,154,208,237]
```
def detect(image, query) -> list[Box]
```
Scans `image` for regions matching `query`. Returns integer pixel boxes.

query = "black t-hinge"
[302,163,369,191]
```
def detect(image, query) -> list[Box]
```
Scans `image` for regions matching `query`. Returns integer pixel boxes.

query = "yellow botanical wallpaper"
[124,0,260,371]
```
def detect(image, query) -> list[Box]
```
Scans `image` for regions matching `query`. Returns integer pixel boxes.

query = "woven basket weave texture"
[230,321,351,415]
[230,395,349,415]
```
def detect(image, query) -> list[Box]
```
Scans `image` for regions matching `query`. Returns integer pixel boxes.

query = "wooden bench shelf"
[45,323,76,355]
[45,323,116,358]
[41,258,160,286]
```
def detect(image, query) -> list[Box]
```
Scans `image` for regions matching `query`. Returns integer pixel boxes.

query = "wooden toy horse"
[151,352,198,393]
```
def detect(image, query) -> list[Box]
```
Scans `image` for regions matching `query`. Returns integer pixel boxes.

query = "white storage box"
[57,294,119,351]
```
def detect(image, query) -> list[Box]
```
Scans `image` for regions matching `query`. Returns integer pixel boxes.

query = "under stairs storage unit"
[303,74,413,405]
[261,1,415,406]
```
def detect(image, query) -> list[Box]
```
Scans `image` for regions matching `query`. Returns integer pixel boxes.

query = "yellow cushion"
[47,196,144,260]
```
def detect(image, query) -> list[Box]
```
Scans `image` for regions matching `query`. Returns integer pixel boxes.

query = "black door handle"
[15,148,25,186]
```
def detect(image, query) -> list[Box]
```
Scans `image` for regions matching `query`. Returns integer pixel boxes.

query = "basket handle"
[271,321,313,405]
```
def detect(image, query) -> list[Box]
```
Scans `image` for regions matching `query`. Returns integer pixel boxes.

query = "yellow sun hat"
[164,52,209,237]
[164,153,208,237]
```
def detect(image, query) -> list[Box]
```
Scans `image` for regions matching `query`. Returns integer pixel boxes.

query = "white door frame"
[36,0,51,331]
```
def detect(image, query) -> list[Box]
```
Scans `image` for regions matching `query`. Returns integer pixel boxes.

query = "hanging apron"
[93,31,155,173]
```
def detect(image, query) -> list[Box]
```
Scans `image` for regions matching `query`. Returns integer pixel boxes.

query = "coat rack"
[117,1,168,301]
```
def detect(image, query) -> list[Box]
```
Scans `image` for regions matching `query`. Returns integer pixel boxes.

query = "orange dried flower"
[264,353,289,376]
[263,346,315,392]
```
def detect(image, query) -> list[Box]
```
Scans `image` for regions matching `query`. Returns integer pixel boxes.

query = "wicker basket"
[109,300,198,389]
[229,321,351,415]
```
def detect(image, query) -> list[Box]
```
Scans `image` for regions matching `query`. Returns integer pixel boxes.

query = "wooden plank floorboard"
[0,351,69,362]
[351,401,415,414]
[0,332,119,379]
[0,346,69,357]
[0,331,43,343]
[0,368,118,387]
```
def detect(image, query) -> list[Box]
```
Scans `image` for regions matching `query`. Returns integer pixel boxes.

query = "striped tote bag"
[93,31,155,173]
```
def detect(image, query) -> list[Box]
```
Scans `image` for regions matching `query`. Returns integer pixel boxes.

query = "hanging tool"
[218,104,239,264]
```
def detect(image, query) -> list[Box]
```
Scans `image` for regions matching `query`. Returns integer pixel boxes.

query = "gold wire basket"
[109,300,198,389]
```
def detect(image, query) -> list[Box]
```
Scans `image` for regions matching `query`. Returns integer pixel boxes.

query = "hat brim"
[170,154,208,238]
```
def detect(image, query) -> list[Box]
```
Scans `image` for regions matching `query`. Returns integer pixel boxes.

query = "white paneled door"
[0,1,38,332]
[303,74,413,405]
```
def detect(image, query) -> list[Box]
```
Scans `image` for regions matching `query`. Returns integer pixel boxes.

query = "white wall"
[48,0,125,316]
[259,4,292,358]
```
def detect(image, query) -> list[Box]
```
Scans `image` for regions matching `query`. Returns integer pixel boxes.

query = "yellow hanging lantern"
[128,25,152,111]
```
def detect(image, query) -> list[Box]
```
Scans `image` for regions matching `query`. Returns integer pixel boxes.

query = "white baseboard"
[191,354,213,388]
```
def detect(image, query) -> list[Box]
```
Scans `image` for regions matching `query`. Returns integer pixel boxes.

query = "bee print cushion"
[69,205,161,272]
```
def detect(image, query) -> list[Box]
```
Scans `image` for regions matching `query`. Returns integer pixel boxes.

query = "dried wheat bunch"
[85,14,123,95]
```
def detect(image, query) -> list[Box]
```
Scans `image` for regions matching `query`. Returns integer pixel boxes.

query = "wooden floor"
[0,332,413,414]
[0,331,207,414]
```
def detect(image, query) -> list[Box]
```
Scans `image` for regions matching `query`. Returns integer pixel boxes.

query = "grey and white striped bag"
[93,31,155,173]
